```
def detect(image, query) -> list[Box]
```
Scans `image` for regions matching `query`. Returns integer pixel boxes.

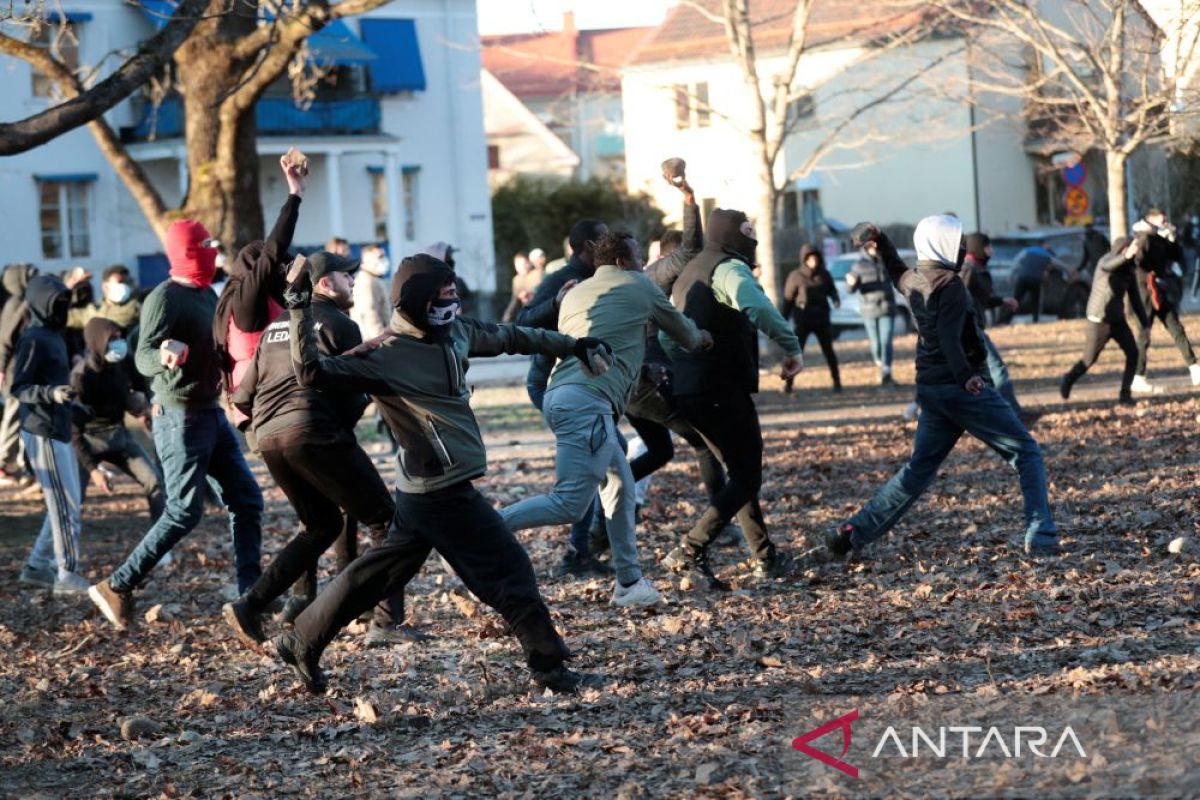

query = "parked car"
[987,227,1106,321]
[826,249,915,337]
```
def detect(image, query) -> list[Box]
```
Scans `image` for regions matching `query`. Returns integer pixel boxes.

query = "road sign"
[1062,161,1087,187]
[1064,187,1090,217]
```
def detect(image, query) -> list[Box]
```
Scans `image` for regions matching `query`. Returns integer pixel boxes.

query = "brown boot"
[88,579,134,632]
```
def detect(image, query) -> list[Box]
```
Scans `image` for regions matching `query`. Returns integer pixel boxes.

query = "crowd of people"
[1,152,1195,696]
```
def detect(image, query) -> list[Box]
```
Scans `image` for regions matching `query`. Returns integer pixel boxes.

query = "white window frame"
[402,166,420,242]
[39,179,92,260]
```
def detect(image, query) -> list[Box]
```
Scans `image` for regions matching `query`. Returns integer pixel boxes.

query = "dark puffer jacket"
[0,263,38,391]
[1088,239,1149,326]
[780,245,839,322]
[11,275,72,441]
[846,249,895,319]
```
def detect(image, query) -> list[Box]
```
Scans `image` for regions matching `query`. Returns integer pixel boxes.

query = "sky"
[476,0,676,36]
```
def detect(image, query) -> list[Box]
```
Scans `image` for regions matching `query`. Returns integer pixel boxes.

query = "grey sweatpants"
[23,431,83,576]
[500,384,642,585]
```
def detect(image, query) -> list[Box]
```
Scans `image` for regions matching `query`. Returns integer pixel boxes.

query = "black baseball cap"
[307,250,360,282]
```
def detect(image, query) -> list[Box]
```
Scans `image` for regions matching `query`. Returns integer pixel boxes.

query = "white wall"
[0,0,496,292]
[621,37,1039,236]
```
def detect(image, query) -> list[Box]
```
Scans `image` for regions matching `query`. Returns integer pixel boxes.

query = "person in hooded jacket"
[845,239,897,385]
[223,251,412,649]
[827,216,1059,559]
[213,155,305,430]
[69,317,164,519]
[1060,237,1149,405]
[660,208,804,587]
[780,245,841,392]
[269,253,613,695]
[88,219,264,632]
[1128,210,1200,391]
[961,233,1023,415]
[11,274,90,593]
[0,263,38,483]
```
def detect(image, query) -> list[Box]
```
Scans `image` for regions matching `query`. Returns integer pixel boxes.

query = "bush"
[491,176,665,285]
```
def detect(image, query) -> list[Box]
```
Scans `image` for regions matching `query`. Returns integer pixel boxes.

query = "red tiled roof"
[628,0,931,66]
[482,26,656,98]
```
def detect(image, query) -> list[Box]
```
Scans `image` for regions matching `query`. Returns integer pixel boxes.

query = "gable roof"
[628,0,931,66]
[482,25,656,98]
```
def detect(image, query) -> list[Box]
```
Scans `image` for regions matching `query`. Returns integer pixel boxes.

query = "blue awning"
[135,0,177,30]
[307,19,377,65]
[47,10,93,22]
[34,173,98,182]
[360,18,426,93]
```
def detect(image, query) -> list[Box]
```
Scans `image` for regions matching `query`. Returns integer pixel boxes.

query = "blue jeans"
[109,407,263,593]
[502,385,642,585]
[863,314,895,372]
[983,333,1021,414]
[527,358,601,556]
[847,382,1056,548]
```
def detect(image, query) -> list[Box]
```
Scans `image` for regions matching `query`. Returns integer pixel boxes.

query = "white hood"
[913,215,963,266]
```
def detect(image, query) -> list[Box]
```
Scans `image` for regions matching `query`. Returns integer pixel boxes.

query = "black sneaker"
[751,549,792,581]
[223,600,266,648]
[278,594,313,626]
[559,548,613,578]
[825,524,856,560]
[1117,393,1135,406]
[662,546,731,591]
[1024,540,1064,557]
[531,666,605,694]
[364,621,433,647]
[274,632,327,695]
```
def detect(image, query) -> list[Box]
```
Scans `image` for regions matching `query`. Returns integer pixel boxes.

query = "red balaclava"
[166,219,218,289]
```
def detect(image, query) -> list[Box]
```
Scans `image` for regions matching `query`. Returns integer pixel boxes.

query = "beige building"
[620,0,1041,242]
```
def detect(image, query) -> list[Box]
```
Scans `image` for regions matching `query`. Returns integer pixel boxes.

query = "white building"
[621,0,1042,246]
[0,0,496,293]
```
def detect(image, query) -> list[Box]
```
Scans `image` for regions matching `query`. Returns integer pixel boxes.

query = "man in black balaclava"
[660,208,803,588]
[11,275,89,594]
[270,253,614,695]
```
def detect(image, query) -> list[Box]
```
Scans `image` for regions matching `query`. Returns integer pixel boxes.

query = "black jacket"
[877,235,986,387]
[232,296,368,445]
[960,254,1004,329]
[670,208,761,395]
[780,246,839,322]
[644,200,703,295]
[0,263,37,391]
[846,251,895,319]
[516,254,596,386]
[11,276,72,442]
[69,318,148,472]
[1088,250,1149,326]
[213,194,302,363]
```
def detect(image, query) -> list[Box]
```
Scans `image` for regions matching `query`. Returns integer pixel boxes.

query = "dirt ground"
[0,316,1197,798]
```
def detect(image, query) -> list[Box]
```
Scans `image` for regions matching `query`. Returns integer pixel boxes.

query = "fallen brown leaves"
[0,317,1197,797]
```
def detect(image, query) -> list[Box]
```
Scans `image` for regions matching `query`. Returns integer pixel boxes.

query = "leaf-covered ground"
[1,317,1197,798]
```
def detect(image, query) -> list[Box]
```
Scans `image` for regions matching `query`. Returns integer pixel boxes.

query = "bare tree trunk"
[757,178,781,304]
[1106,149,1129,239]
[175,4,263,250]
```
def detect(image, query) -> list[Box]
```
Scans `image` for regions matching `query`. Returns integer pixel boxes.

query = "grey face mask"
[426,298,460,327]
[104,338,129,363]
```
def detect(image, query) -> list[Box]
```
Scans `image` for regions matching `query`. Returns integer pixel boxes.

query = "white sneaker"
[1190,364,1200,385]
[53,571,90,596]
[612,577,661,607]
[1130,375,1156,393]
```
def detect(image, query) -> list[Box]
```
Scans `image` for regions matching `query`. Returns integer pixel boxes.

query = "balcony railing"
[123,94,381,142]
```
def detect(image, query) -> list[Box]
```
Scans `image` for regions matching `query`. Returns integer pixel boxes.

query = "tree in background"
[491,175,665,287]
[935,0,1200,238]
[0,0,390,250]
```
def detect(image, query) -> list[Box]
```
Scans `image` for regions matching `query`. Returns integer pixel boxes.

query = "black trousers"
[675,391,773,561]
[625,382,725,503]
[789,315,840,388]
[253,438,401,626]
[292,480,570,672]
[1013,274,1044,322]
[1064,318,1138,398]
[1134,281,1196,374]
